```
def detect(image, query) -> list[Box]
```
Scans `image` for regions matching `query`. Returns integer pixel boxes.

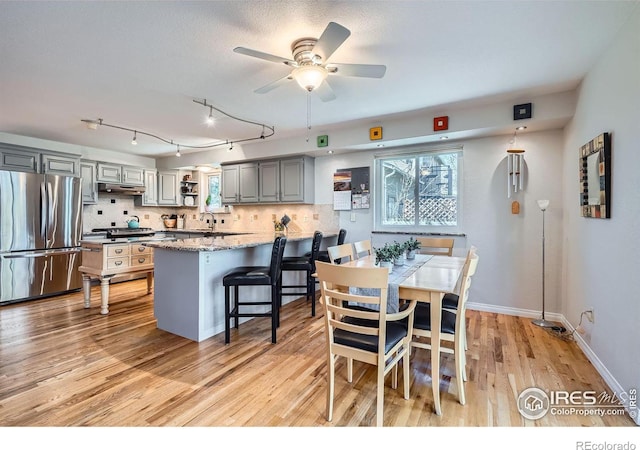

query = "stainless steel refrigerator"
[0,170,83,305]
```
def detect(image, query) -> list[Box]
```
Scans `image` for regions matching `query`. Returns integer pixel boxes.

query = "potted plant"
[374,244,394,273]
[390,241,407,266]
[405,237,420,260]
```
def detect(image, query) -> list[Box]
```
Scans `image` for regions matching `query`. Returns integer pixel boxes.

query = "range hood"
[98,183,146,195]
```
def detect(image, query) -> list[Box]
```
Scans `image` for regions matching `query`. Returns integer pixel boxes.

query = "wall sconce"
[507,127,526,198]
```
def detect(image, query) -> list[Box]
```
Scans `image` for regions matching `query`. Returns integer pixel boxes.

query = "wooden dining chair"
[416,237,455,256]
[327,243,355,264]
[315,261,417,427]
[353,239,372,259]
[409,246,477,406]
[442,251,480,354]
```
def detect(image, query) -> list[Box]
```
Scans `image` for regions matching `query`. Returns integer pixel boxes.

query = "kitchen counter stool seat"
[223,236,287,344]
[281,231,323,316]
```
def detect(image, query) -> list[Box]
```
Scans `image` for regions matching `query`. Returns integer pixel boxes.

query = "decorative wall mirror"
[579,132,611,218]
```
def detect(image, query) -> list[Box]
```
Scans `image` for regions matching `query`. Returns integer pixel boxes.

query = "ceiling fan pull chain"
[306,91,311,142]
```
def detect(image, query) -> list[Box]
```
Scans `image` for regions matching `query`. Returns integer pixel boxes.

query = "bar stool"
[281,231,323,316]
[223,236,287,344]
[314,228,347,263]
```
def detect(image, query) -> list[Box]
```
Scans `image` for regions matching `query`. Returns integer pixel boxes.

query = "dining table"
[340,253,465,416]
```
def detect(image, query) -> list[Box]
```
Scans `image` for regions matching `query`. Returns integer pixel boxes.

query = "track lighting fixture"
[206,106,214,125]
[81,98,275,155]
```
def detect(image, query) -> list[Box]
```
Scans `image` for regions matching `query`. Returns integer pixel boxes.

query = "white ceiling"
[0,1,637,158]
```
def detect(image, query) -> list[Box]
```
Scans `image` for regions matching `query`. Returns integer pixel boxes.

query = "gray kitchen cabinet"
[280,157,314,203]
[239,162,259,203]
[158,170,179,206]
[80,161,98,204]
[134,169,158,206]
[96,163,122,183]
[221,164,240,203]
[97,163,144,186]
[258,160,280,202]
[0,144,39,173]
[41,153,80,176]
[221,156,314,204]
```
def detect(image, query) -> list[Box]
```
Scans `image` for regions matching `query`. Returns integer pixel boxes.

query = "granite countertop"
[143,231,338,252]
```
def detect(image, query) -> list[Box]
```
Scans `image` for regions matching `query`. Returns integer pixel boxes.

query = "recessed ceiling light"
[439,136,448,140]
[377,144,385,147]
[516,126,527,131]
[327,150,334,154]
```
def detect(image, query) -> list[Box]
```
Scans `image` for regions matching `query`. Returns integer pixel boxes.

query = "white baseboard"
[466,301,639,426]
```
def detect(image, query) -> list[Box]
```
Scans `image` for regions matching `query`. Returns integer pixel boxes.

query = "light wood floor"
[0,279,634,427]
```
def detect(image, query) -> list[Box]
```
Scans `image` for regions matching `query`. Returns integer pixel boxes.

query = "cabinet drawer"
[106,245,130,257]
[106,257,129,269]
[131,245,152,255]
[131,255,153,266]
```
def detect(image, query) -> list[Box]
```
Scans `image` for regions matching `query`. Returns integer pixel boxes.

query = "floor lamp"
[532,199,554,328]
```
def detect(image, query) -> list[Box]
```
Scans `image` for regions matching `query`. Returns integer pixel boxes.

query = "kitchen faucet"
[200,212,215,230]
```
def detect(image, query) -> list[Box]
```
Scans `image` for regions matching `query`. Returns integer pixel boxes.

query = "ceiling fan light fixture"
[292,65,327,92]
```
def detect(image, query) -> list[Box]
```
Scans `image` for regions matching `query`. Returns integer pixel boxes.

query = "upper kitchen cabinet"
[0,145,39,173]
[96,163,144,186]
[0,143,82,176]
[280,157,314,203]
[221,164,240,203]
[80,161,98,204]
[221,156,314,205]
[134,169,158,207]
[41,153,80,176]
[258,160,280,203]
[157,170,179,206]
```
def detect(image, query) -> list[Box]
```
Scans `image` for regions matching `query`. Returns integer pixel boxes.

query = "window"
[375,149,461,229]
[205,173,222,210]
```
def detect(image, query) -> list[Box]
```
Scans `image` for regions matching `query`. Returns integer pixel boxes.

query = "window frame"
[373,146,464,233]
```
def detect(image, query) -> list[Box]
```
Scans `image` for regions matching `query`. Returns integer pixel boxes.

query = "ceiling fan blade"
[314,80,336,102]
[254,74,293,94]
[327,63,386,78]
[233,47,296,66]
[312,22,351,63]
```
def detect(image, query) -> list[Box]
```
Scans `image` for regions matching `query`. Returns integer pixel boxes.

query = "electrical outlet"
[303,215,308,222]
[313,214,319,220]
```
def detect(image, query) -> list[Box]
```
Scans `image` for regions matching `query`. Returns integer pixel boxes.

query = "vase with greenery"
[390,241,407,266]
[405,237,420,259]
[374,244,394,273]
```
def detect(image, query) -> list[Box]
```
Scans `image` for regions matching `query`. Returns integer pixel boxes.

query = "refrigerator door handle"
[1,248,81,259]
[40,181,47,239]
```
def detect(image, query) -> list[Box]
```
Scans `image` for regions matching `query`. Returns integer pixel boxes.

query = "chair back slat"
[416,237,455,256]
[327,243,355,264]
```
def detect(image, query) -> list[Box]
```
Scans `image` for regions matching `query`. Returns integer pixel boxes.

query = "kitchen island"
[145,231,338,342]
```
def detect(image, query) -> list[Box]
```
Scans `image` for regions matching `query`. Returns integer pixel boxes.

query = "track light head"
[131,131,137,145]
[206,106,214,125]
[176,145,181,157]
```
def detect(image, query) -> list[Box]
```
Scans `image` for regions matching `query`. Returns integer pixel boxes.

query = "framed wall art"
[579,132,611,218]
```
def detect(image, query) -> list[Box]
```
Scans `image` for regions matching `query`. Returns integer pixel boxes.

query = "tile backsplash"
[82,195,339,233]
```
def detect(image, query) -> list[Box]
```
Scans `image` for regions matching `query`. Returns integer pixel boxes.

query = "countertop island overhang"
[144,231,338,342]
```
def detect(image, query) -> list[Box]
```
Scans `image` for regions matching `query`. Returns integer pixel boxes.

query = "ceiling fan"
[233,22,386,102]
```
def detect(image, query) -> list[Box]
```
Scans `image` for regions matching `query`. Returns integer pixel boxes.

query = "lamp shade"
[537,199,550,211]
[292,65,328,92]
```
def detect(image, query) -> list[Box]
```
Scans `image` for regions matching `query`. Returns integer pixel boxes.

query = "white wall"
[314,129,565,313]
[561,6,640,416]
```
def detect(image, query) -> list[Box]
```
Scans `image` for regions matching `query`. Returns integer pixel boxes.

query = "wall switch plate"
[350,213,356,222]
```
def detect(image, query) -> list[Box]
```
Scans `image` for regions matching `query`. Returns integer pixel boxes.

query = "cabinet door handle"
[138,258,146,263]
[115,249,123,254]
[137,246,146,252]
[115,261,123,266]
